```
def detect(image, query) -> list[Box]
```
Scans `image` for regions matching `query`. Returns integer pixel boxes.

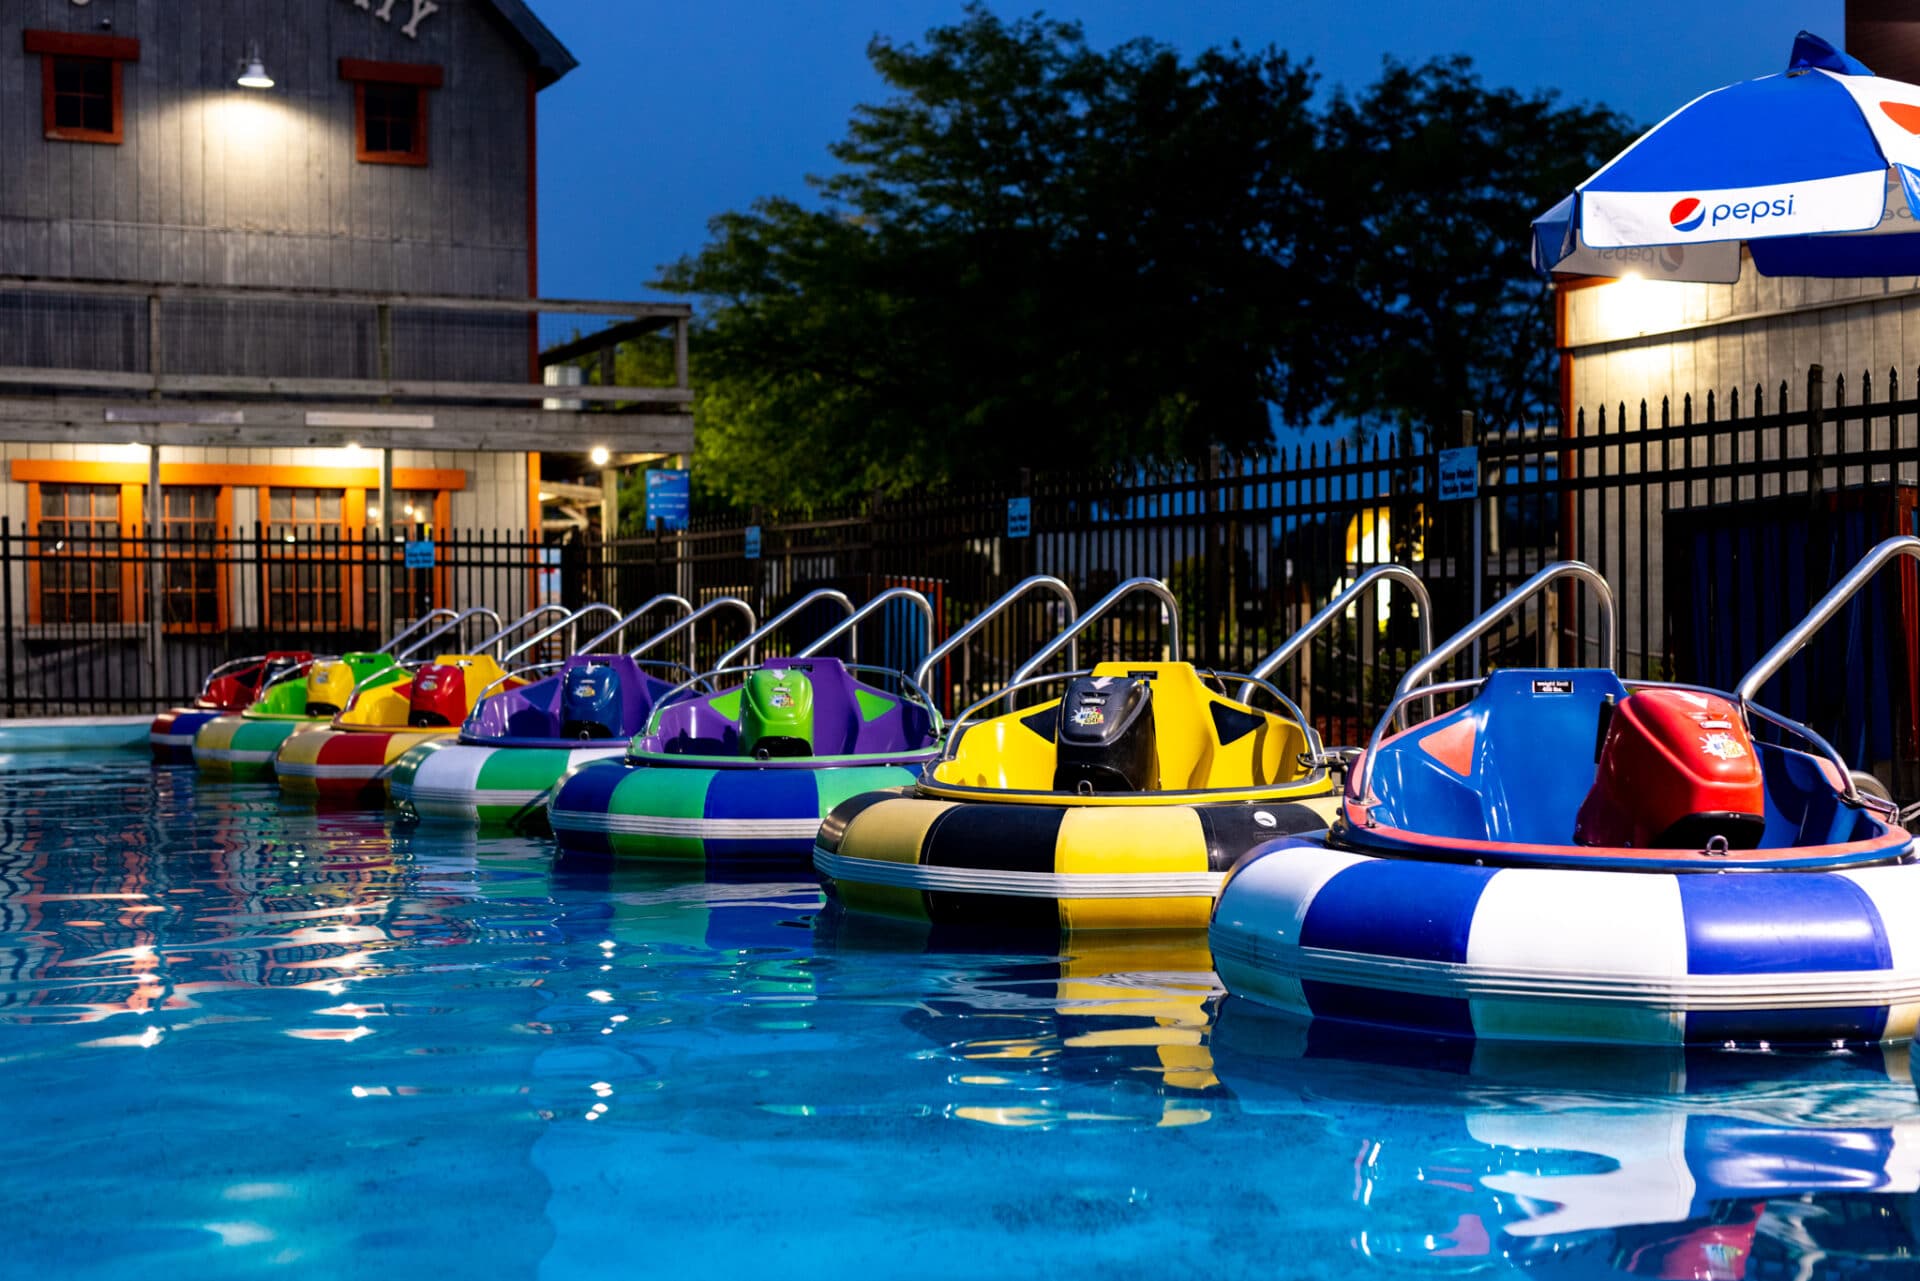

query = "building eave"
[483,0,579,89]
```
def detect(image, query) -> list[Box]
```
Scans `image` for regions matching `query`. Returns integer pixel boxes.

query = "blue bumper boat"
[1213,549,1920,1048]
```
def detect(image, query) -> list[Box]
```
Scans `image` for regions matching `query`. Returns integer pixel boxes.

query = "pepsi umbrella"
[1533,32,1920,284]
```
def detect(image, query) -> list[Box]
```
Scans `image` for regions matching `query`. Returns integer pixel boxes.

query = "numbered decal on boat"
[1531,679,1574,694]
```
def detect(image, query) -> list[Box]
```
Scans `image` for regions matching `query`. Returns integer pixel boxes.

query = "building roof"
[484,0,579,89]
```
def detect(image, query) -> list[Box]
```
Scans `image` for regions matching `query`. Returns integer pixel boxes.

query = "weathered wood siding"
[0,0,533,295]
[1565,274,1920,416]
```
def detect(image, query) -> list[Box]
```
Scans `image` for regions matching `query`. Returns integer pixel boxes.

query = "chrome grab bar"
[626,597,754,666]
[394,607,504,661]
[1010,577,1181,683]
[1352,561,1615,822]
[1396,560,1615,698]
[935,666,1308,770]
[256,655,339,696]
[578,595,695,655]
[471,604,573,658]
[1739,535,1920,702]
[475,654,705,706]
[471,660,566,716]
[195,651,273,695]
[503,603,622,663]
[911,575,1079,695]
[1735,534,1920,808]
[1235,564,1433,705]
[714,589,856,669]
[798,588,935,660]
[377,608,458,655]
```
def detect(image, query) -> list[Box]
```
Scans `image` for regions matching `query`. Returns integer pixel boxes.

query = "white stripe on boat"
[813,848,1223,898]
[550,812,821,839]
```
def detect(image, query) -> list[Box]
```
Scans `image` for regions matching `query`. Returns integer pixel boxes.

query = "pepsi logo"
[1882,100,1920,135]
[1669,198,1705,232]
[1658,245,1686,273]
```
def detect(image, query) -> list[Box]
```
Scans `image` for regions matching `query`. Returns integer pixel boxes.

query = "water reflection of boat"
[1210,997,1920,1276]
[815,906,1227,1129]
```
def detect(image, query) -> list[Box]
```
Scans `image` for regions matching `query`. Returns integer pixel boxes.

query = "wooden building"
[0,0,691,641]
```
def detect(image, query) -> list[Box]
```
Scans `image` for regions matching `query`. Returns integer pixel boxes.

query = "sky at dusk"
[530,0,1844,303]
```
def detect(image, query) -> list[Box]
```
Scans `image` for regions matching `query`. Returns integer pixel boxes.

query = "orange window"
[156,486,225,629]
[35,483,124,623]
[264,487,347,629]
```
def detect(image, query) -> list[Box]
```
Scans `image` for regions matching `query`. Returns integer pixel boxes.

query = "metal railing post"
[378,447,394,642]
[911,575,1079,715]
[714,589,857,669]
[147,440,164,701]
[1010,577,1181,684]
[1235,564,1433,706]
[2,515,13,717]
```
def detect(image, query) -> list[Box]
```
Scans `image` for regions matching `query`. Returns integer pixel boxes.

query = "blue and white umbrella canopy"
[1534,32,1920,283]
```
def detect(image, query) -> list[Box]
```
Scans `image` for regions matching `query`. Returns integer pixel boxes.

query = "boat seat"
[1370,668,1626,844]
[1076,662,1308,791]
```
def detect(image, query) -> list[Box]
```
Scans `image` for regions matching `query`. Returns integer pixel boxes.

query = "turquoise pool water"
[5,754,1920,1278]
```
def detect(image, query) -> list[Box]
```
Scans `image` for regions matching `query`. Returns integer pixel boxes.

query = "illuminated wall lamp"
[237,44,274,89]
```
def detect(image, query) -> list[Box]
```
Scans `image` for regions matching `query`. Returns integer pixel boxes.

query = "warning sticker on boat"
[1531,679,1574,694]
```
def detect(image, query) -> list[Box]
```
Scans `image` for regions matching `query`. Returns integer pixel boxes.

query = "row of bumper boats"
[150,536,1920,1049]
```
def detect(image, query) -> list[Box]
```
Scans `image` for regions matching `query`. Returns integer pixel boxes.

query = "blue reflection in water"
[2,755,1920,1279]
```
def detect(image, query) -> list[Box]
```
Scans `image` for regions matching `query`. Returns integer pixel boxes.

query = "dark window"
[265,488,346,628]
[158,487,222,628]
[364,83,417,156]
[339,57,440,167]
[25,30,137,144]
[51,57,114,135]
[355,82,428,166]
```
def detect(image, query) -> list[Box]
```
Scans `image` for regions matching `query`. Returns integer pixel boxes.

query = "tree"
[660,7,1320,507]
[1306,58,1637,445]
[660,10,1638,508]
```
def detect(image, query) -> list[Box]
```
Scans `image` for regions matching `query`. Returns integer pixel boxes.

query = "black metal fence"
[6,364,1919,789]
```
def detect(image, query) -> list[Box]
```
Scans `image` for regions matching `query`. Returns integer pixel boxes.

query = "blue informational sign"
[645,468,691,531]
[404,539,436,569]
[1006,496,1032,539]
[743,525,762,560]
[1437,447,1480,502]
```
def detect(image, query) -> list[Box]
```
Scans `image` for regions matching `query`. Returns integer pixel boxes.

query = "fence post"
[1016,467,1033,588]
[1205,445,1225,665]
[2,515,13,718]
[147,440,165,699]
[378,448,394,640]
[1453,411,1484,677]
[1806,363,1826,497]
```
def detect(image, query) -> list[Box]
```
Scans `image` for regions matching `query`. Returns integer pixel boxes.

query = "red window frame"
[339,58,442,167]
[24,30,139,145]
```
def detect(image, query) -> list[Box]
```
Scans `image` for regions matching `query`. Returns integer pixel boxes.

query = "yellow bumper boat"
[814,570,1431,932]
